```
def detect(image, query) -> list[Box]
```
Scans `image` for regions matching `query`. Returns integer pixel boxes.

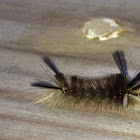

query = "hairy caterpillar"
[31,51,140,111]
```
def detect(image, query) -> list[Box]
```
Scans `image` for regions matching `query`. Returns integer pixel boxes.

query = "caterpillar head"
[112,50,140,108]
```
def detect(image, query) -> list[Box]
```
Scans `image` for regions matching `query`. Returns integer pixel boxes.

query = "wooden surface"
[0,0,140,139]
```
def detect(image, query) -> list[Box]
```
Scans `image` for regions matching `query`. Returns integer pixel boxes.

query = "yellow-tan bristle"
[32,91,131,113]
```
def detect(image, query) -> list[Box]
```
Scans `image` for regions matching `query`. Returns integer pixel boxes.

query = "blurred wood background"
[0,0,140,139]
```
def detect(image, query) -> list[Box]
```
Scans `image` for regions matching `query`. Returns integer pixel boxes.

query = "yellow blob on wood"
[82,18,126,41]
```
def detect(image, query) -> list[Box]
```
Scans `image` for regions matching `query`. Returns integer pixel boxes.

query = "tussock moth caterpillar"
[31,51,140,111]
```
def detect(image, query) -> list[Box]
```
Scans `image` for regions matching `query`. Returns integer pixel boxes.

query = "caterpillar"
[31,50,140,111]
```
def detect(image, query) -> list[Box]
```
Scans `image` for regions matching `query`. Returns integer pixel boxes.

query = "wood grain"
[0,0,140,139]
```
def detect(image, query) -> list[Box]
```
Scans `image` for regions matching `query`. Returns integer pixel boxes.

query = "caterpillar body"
[31,51,140,111]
